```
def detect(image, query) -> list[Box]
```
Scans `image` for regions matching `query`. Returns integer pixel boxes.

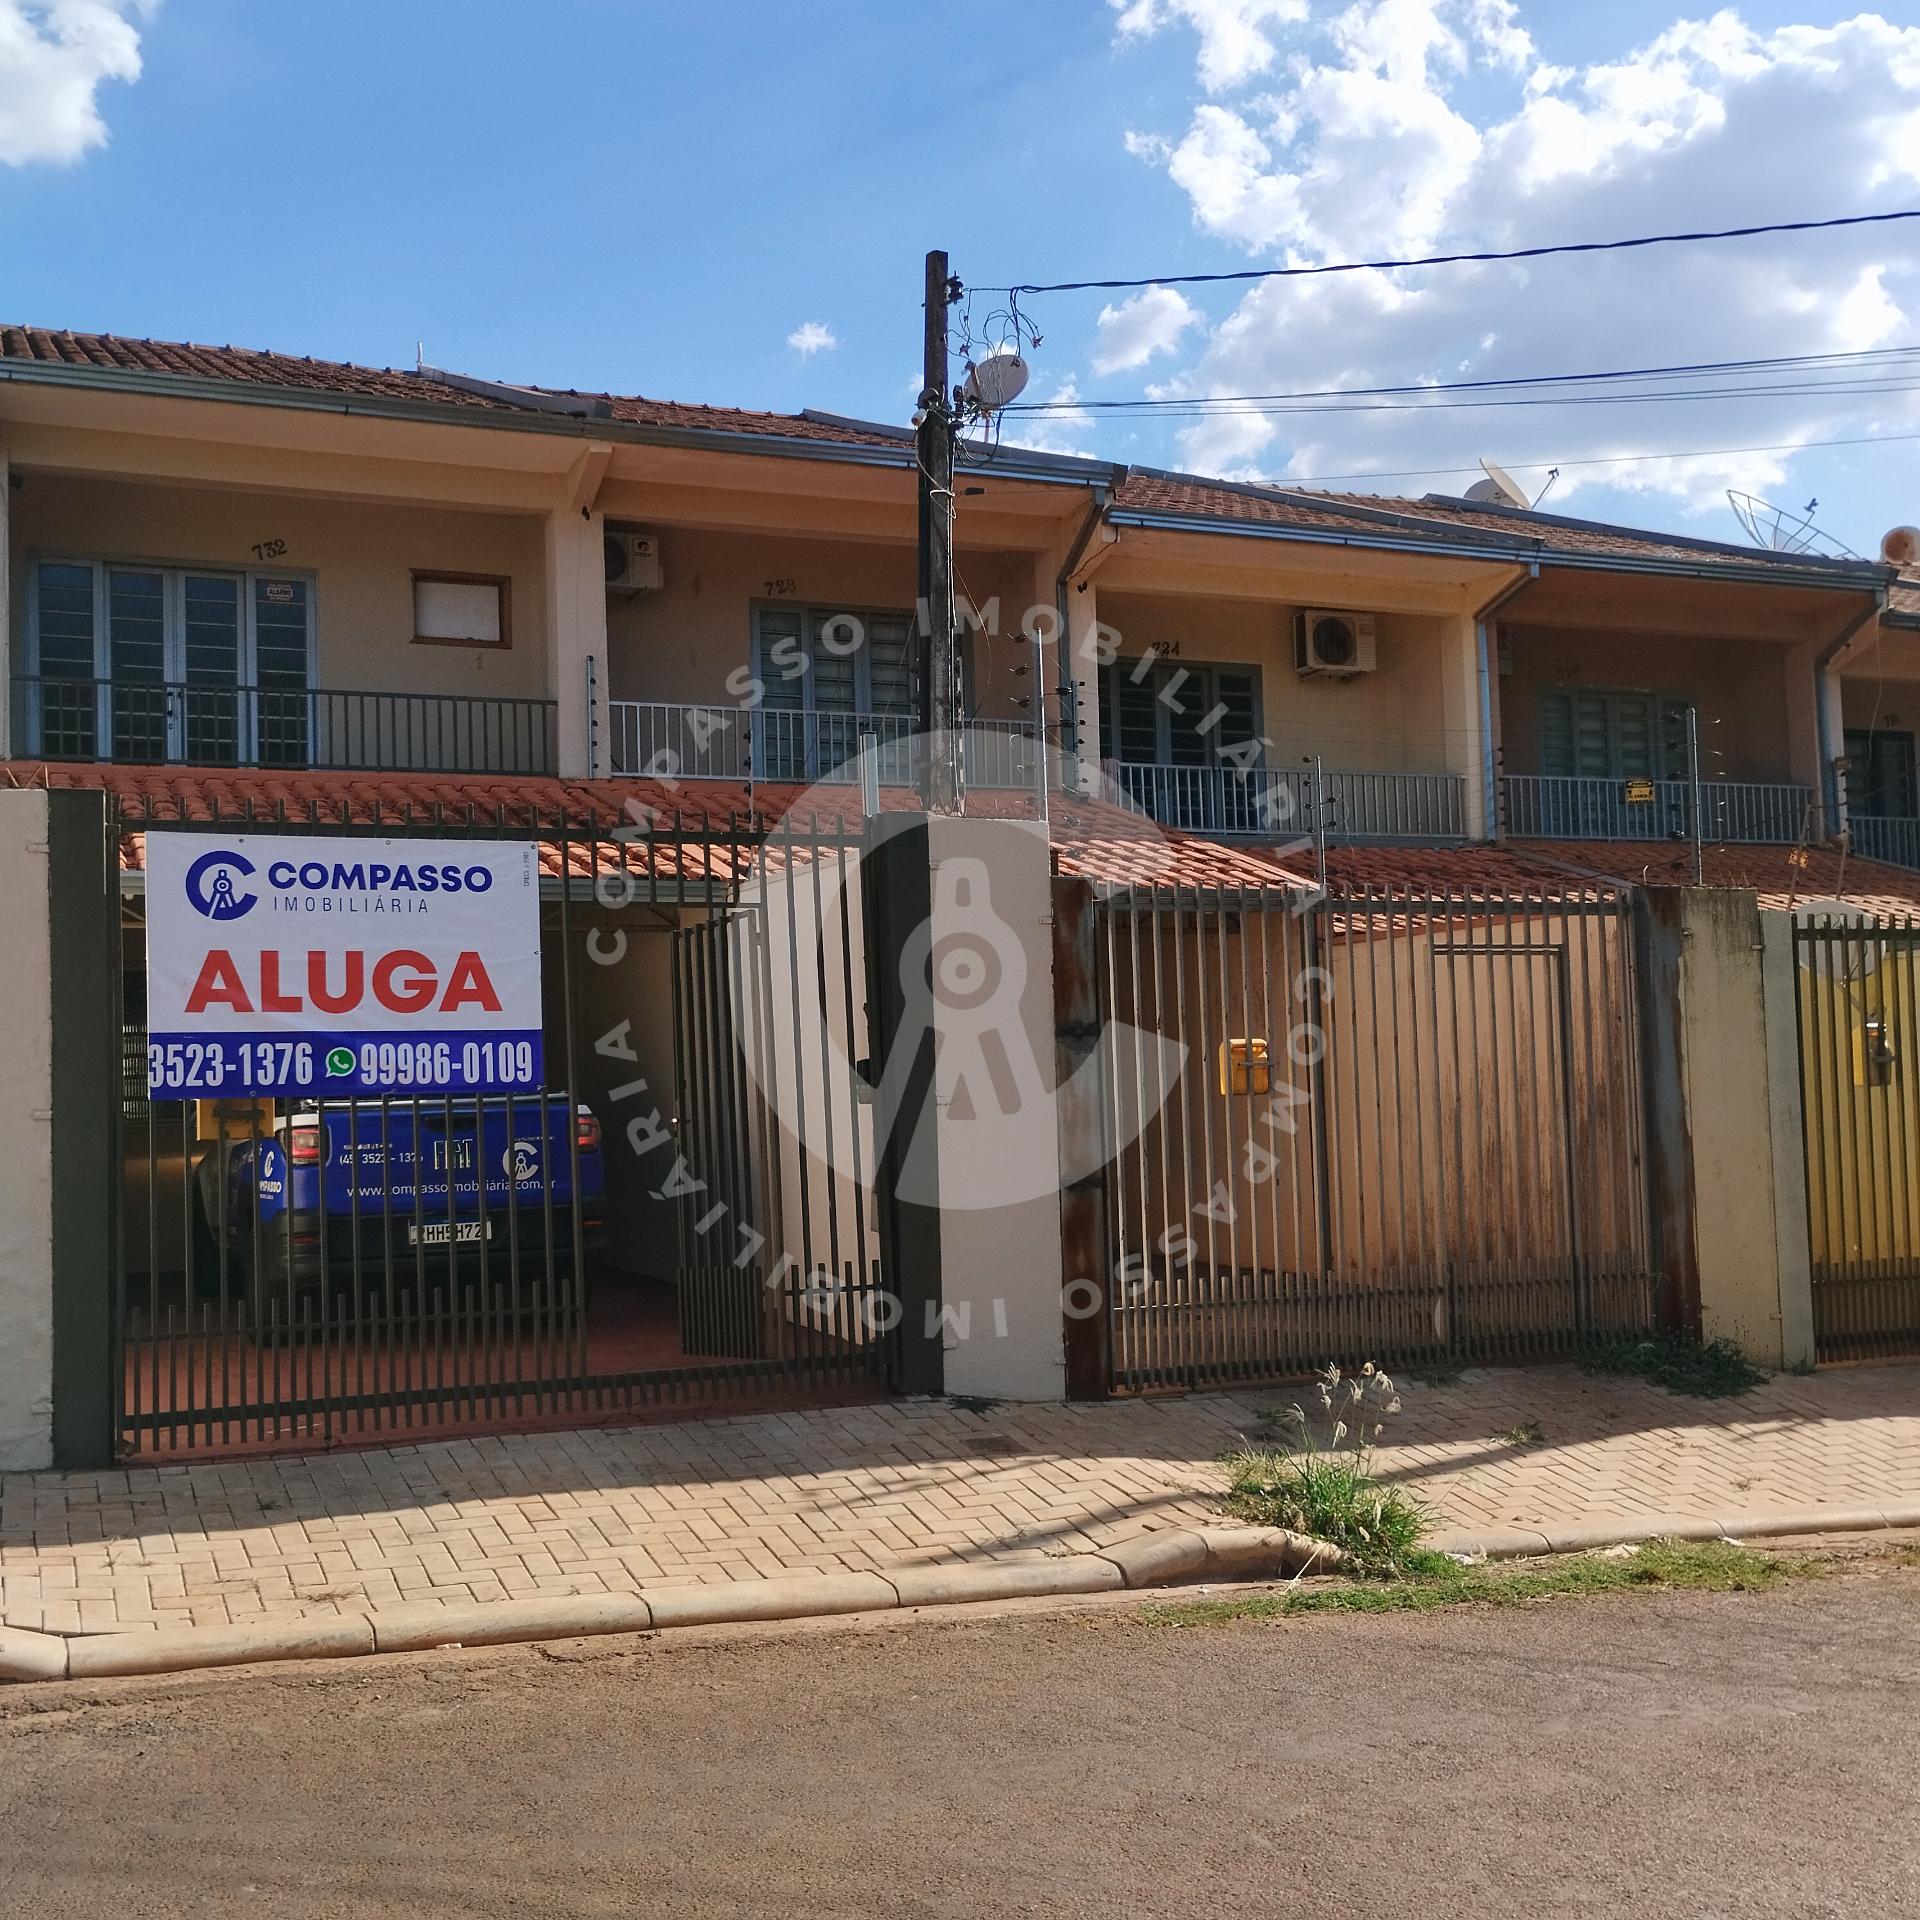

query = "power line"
[979,207,1920,297]
[1270,428,1920,486]
[1006,344,1920,414]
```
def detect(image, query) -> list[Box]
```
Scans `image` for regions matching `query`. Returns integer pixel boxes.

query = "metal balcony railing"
[606,701,1044,790]
[1850,814,1920,871]
[1105,762,1469,842]
[1501,774,1813,845]
[11,675,558,776]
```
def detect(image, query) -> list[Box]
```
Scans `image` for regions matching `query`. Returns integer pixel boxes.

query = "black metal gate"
[1795,914,1920,1359]
[108,790,895,1457]
[1095,880,1654,1388]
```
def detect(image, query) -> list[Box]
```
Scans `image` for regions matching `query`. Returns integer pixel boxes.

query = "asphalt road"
[2,1569,1915,1919]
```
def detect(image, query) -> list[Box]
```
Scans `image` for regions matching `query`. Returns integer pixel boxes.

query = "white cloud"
[998,374,1096,458]
[1092,285,1203,374]
[0,1,154,166]
[1110,0,1308,94]
[787,321,838,357]
[1106,3,1920,510]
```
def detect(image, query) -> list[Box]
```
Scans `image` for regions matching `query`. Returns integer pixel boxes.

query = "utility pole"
[919,248,961,814]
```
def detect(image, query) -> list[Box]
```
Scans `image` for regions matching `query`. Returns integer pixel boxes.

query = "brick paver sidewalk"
[4,1362,1918,1636]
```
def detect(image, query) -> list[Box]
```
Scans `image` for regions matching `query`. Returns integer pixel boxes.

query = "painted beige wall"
[10,473,552,704]
[0,788,53,1469]
[1500,620,1798,783]
[1096,589,1459,776]
[605,526,1038,722]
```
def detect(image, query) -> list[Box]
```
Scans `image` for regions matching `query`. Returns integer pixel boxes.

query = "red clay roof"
[4,759,1620,899]
[1515,838,1920,916]
[1114,469,1886,579]
[0,325,908,450]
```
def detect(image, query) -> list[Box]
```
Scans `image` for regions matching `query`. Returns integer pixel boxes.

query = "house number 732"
[252,538,288,561]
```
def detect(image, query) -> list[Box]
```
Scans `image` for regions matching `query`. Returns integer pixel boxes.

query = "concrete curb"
[2,1506,1912,1684]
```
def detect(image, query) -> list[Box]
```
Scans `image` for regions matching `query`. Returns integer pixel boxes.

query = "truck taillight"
[576,1113,602,1153]
[288,1125,322,1166]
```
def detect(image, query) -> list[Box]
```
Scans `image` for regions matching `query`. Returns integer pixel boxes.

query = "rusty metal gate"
[109,791,894,1457]
[1094,880,1654,1388]
[1795,914,1920,1360]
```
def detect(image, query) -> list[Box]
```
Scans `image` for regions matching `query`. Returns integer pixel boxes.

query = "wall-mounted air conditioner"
[604,530,663,592]
[1294,609,1377,678]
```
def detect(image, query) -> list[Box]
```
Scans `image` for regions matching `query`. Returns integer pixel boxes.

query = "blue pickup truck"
[189,1095,609,1306]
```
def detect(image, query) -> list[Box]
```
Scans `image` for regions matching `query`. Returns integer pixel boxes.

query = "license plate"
[408,1221,493,1247]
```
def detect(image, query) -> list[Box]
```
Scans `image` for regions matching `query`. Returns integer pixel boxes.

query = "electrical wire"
[1006,345,1920,415]
[976,207,1920,297]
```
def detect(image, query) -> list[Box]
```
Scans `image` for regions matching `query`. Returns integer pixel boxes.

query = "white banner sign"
[144,834,543,1097]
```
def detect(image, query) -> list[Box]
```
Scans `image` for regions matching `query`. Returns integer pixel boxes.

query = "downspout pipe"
[1471,565,1539,841]
[1812,591,1886,838]
[1053,478,1119,762]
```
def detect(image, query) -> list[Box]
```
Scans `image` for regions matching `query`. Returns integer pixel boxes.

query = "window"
[752,605,917,780]
[413,572,509,649]
[1097,657,1261,766]
[24,559,313,766]
[1539,687,1691,782]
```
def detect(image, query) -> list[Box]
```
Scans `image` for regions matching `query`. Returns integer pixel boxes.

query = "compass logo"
[185,849,258,921]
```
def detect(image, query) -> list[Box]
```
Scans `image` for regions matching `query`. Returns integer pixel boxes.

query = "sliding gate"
[110,794,893,1456]
[1097,881,1654,1388]
[1795,914,1920,1360]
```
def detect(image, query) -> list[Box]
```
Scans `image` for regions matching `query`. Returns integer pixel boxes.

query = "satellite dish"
[1727,491,1860,560]
[1465,458,1530,510]
[963,353,1030,414]
[1881,525,1920,568]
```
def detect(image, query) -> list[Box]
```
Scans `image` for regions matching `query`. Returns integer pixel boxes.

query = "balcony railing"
[1502,774,1813,845]
[11,675,557,776]
[1851,814,1920,871]
[1106,762,1468,842]
[606,701,1043,790]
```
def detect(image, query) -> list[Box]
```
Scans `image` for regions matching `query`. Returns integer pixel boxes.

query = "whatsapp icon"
[325,1047,355,1078]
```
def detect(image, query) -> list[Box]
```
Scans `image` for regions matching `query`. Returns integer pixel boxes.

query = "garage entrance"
[109,790,899,1457]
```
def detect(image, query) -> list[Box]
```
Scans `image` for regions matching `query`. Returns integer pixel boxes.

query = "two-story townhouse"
[5,322,1918,1464]
[3,324,1911,891]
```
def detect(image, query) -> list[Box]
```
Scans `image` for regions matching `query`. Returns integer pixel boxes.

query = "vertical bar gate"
[1096,879,1654,1388]
[109,792,894,1457]
[1794,913,1920,1360]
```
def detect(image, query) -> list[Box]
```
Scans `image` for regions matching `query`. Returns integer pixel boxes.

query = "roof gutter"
[1106,505,1889,593]
[1054,478,1124,758]
[1472,565,1539,840]
[1813,589,1888,833]
[0,357,1100,491]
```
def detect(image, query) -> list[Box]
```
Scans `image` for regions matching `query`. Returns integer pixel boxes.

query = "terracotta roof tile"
[0,326,907,450]
[1514,838,1920,916]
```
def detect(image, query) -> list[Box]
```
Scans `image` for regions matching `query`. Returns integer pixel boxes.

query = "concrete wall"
[10,472,553,706]
[0,789,53,1469]
[927,814,1066,1401]
[605,526,1037,723]
[1658,889,1815,1368]
[1500,621,1799,783]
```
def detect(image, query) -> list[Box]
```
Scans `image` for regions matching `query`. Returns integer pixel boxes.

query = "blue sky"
[4,1,1918,552]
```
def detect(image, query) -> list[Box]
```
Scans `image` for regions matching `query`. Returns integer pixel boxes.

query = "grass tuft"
[1143,1538,1820,1627]
[1220,1447,1430,1575]
[1576,1331,1768,1398]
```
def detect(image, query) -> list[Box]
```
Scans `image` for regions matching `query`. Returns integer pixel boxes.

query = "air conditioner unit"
[1294,608,1377,678]
[604,530,662,592]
